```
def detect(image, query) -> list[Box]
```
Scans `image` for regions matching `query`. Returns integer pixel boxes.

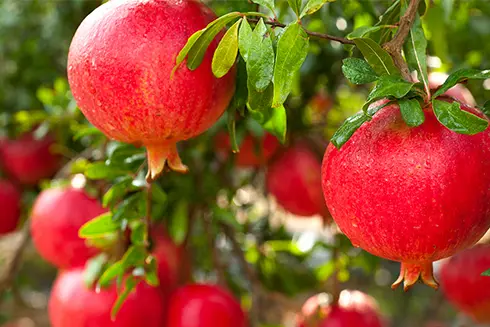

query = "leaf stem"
[145,182,152,247]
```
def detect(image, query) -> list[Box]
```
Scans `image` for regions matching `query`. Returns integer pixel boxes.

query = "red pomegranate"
[439,244,490,323]
[167,284,247,327]
[31,187,105,268]
[49,267,165,327]
[0,179,21,235]
[151,227,190,293]
[0,133,60,185]
[68,0,235,181]
[297,290,384,327]
[267,144,327,218]
[429,72,476,106]
[322,101,490,290]
[215,132,280,167]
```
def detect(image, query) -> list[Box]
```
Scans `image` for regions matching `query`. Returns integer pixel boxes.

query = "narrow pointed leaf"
[399,98,425,127]
[288,0,303,16]
[366,75,414,103]
[212,19,241,78]
[300,0,334,18]
[482,268,490,277]
[238,17,253,62]
[404,13,429,97]
[353,38,399,76]
[172,29,204,74]
[251,0,275,12]
[247,82,274,113]
[331,112,370,149]
[111,277,139,320]
[247,28,275,92]
[432,99,488,135]
[342,58,378,84]
[432,69,490,99]
[79,213,118,238]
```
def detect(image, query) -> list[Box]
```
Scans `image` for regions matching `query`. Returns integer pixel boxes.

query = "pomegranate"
[0,133,60,185]
[267,144,327,217]
[322,101,490,290]
[49,267,165,327]
[68,0,235,181]
[0,179,21,235]
[440,244,490,323]
[215,132,280,167]
[297,290,384,327]
[31,187,105,268]
[167,284,247,327]
[429,72,476,106]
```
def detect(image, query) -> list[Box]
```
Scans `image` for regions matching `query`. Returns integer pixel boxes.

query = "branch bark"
[383,0,421,81]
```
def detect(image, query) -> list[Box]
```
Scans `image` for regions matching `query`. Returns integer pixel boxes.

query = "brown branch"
[383,0,421,81]
[248,18,355,45]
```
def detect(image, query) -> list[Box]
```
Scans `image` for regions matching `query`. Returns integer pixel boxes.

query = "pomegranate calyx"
[391,262,439,291]
[145,143,188,182]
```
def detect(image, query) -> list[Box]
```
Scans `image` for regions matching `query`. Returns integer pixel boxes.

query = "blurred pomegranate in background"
[0,133,60,186]
[440,244,490,323]
[0,179,21,235]
[215,132,280,167]
[428,72,476,106]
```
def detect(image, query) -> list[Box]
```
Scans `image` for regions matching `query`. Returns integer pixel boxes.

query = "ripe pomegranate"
[439,244,490,323]
[49,267,165,327]
[429,72,476,106]
[267,144,327,218]
[31,187,105,268]
[0,179,21,235]
[215,132,280,167]
[297,290,384,327]
[151,227,190,293]
[0,133,60,185]
[167,284,247,327]
[68,0,235,181]
[322,101,490,290]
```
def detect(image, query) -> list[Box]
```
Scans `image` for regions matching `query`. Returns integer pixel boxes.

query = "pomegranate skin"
[322,102,490,290]
[297,290,384,327]
[0,180,21,235]
[31,187,105,268]
[68,0,235,180]
[267,144,327,217]
[167,284,247,327]
[429,72,476,106]
[215,132,280,167]
[49,268,165,327]
[440,244,490,323]
[0,134,60,185]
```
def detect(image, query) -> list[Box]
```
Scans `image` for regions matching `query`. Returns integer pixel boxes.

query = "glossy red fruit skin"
[68,0,235,180]
[49,268,165,327]
[322,102,490,290]
[429,72,476,106]
[440,244,490,323]
[0,180,21,235]
[31,187,105,268]
[0,134,60,185]
[215,132,280,167]
[297,290,384,327]
[167,284,247,327]
[267,144,327,217]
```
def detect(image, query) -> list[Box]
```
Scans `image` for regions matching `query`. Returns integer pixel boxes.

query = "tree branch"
[383,0,421,81]
[248,18,355,45]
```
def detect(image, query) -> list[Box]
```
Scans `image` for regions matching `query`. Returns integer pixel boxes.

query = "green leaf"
[247,20,274,92]
[399,98,425,127]
[83,254,109,288]
[288,0,303,16]
[432,100,488,135]
[353,38,399,76]
[482,268,490,277]
[85,162,129,180]
[111,276,139,320]
[212,19,241,78]
[404,13,429,97]
[247,82,273,113]
[231,58,248,111]
[98,261,124,287]
[372,0,400,44]
[366,75,414,103]
[121,245,147,268]
[187,12,241,70]
[169,200,188,245]
[102,176,134,208]
[331,112,370,149]
[300,0,333,18]
[151,183,167,204]
[238,18,253,63]
[261,105,287,144]
[213,206,243,231]
[423,4,448,63]
[227,109,239,153]
[482,101,490,119]
[144,256,159,287]
[79,212,118,239]
[112,192,146,222]
[172,29,205,74]
[272,22,309,107]
[341,58,378,84]
[347,26,386,40]
[432,69,490,99]
[73,126,103,141]
[129,221,147,246]
[251,0,275,12]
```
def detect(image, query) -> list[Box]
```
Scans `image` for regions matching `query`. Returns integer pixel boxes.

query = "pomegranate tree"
[67,0,235,181]
[439,244,490,323]
[0,179,21,235]
[167,284,247,327]
[30,187,105,268]
[215,132,280,167]
[267,144,327,218]
[49,267,165,327]
[322,101,490,290]
[428,72,476,106]
[297,290,384,327]
[0,133,60,185]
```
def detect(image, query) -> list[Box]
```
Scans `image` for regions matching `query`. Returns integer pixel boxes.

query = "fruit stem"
[391,261,439,291]
[145,143,188,182]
